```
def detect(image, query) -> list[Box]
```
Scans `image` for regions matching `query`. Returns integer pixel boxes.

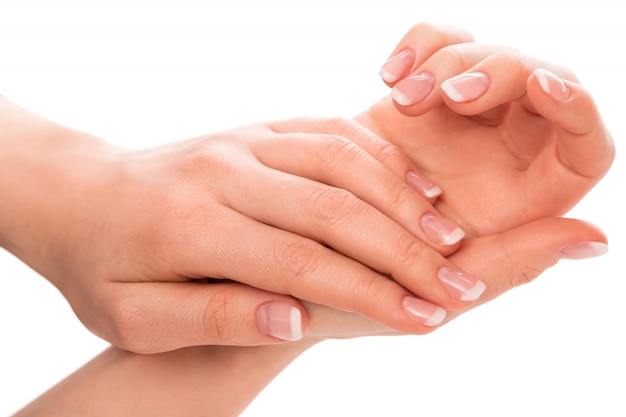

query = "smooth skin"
[368,22,614,237]
[13,218,607,417]
[12,23,614,417]
[0,97,478,354]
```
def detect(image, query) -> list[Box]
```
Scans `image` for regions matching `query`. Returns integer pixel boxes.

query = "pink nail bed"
[421,213,465,246]
[559,242,609,260]
[441,71,490,103]
[437,266,486,302]
[406,171,442,199]
[391,72,436,106]
[379,50,415,84]
[257,302,303,341]
[402,296,447,327]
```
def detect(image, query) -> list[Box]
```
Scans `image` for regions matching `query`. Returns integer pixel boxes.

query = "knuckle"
[273,238,324,291]
[317,133,363,170]
[308,186,363,227]
[202,291,243,344]
[493,50,526,78]
[348,274,387,313]
[509,263,545,288]
[437,46,474,73]
[394,237,430,269]
[370,139,403,166]
[385,180,417,214]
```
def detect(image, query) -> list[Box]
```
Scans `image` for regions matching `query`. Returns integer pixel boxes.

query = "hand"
[304,22,615,339]
[360,23,615,237]
[12,216,608,417]
[1,99,487,354]
[301,217,607,340]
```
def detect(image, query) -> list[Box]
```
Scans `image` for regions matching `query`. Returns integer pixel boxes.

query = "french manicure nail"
[257,301,303,341]
[534,68,571,102]
[379,50,415,84]
[438,266,486,302]
[559,242,609,260]
[402,296,447,326]
[421,212,465,246]
[441,71,490,103]
[391,72,436,106]
[406,171,442,199]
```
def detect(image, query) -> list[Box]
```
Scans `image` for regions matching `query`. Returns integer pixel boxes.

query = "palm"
[356,96,600,237]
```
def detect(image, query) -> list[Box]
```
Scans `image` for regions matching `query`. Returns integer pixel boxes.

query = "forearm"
[0,97,123,286]
[14,340,319,417]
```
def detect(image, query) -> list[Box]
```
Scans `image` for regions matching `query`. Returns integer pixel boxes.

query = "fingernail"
[534,68,571,102]
[402,296,447,326]
[438,266,486,302]
[391,72,436,106]
[559,242,609,260]
[257,302,303,341]
[421,212,465,246]
[406,171,442,199]
[441,71,490,103]
[379,50,415,84]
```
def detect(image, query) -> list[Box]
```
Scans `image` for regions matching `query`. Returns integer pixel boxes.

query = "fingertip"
[532,68,571,102]
[379,49,416,86]
[380,21,475,88]
[558,241,609,260]
[402,296,447,327]
[406,171,442,202]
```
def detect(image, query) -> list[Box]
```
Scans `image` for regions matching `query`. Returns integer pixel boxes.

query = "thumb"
[97,281,307,354]
[446,217,608,318]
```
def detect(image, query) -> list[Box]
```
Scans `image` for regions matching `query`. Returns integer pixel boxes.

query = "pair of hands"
[17,23,612,353]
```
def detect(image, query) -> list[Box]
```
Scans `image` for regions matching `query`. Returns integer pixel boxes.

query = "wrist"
[0,97,126,287]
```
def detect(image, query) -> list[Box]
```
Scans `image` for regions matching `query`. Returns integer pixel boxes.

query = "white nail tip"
[423,307,447,327]
[460,280,486,302]
[422,185,443,199]
[391,88,413,107]
[379,68,398,84]
[440,227,465,246]
[534,68,554,94]
[441,80,465,102]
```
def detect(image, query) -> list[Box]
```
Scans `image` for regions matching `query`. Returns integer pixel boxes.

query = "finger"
[302,217,609,339]
[266,117,443,202]
[389,43,519,116]
[97,281,308,353]
[527,69,615,181]
[379,21,475,86]
[174,206,478,335]
[438,51,576,117]
[257,121,460,252]
[226,169,480,302]
[445,217,608,322]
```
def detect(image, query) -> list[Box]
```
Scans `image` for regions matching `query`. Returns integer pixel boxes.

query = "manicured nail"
[257,301,303,341]
[441,71,490,103]
[559,242,609,260]
[379,50,415,84]
[406,171,442,199]
[534,68,571,102]
[391,72,436,106]
[421,212,465,246]
[437,266,486,302]
[402,296,447,326]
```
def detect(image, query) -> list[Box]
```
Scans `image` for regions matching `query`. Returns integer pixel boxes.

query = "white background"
[1,0,624,415]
